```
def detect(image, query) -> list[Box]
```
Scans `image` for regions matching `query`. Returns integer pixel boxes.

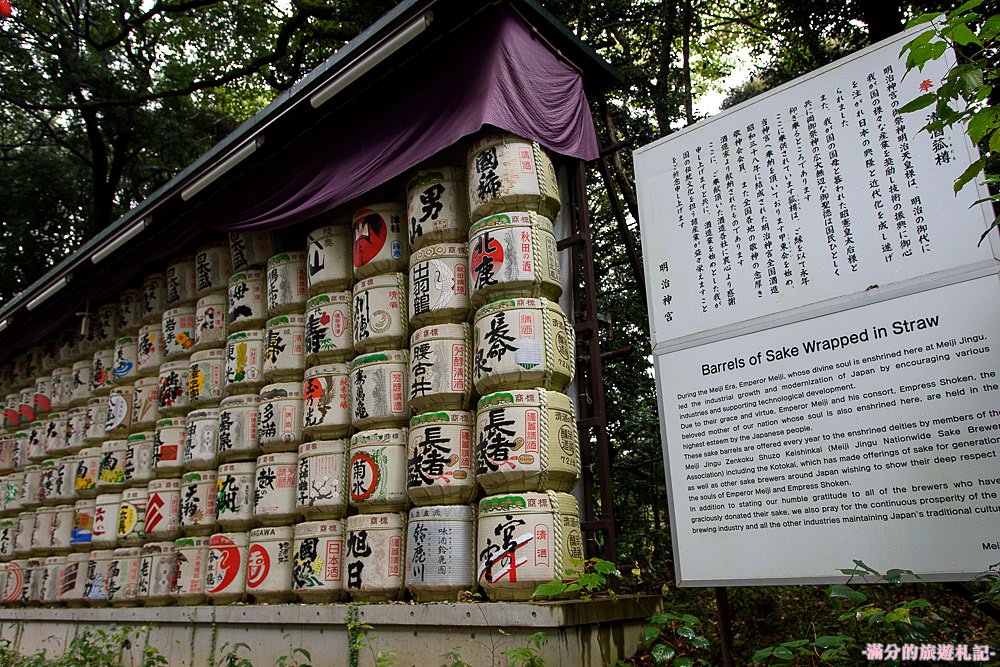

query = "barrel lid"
[227,330,262,342]
[409,410,473,428]
[115,336,136,346]
[409,504,474,521]
[175,535,210,548]
[190,349,225,362]
[469,210,554,236]
[353,272,405,291]
[127,431,154,443]
[351,428,407,448]
[298,439,348,455]
[409,242,468,265]
[163,305,195,317]
[229,269,264,283]
[100,439,128,450]
[477,388,572,412]
[155,417,186,428]
[294,519,345,537]
[182,471,215,483]
[260,383,303,400]
[409,323,470,346]
[346,511,404,531]
[304,362,349,378]
[249,525,294,540]
[306,292,350,309]
[187,408,220,420]
[218,461,255,474]
[349,350,408,370]
[266,314,306,328]
[267,252,306,266]
[220,393,260,408]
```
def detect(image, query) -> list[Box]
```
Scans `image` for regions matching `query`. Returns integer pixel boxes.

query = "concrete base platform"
[0,596,659,666]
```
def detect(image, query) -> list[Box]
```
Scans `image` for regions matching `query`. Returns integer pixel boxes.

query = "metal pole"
[715,586,736,667]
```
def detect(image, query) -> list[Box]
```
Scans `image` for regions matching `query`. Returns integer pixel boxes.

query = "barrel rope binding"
[548,489,564,586]
[541,304,556,388]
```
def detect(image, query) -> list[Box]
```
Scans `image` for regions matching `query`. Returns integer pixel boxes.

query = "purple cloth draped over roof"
[205,2,598,231]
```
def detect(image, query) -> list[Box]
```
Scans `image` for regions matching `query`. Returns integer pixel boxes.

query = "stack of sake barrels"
[0,130,582,608]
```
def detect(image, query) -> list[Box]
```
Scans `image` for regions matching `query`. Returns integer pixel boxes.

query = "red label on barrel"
[246,544,270,588]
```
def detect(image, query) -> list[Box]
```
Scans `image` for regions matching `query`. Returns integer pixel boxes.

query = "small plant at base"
[217,641,254,667]
[973,560,1000,606]
[346,604,397,667]
[530,557,620,601]
[633,611,710,666]
[440,646,473,667]
[500,631,547,667]
[753,561,933,666]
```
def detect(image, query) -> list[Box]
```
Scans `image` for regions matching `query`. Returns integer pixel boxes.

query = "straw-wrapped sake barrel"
[466,132,560,221]
[468,211,561,307]
[476,491,583,601]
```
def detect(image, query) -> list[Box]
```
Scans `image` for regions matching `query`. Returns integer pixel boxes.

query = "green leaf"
[649,614,669,627]
[751,647,775,663]
[898,94,937,114]
[531,580,567,598]
[968,108,1000,143]
[954,157,986,193]
[828,584,868,604]
[643,627,662,643]
[900,29,936,56]
[675,658,694,667]
[690,637,710,650]
[650,643,673,665]
[990,129,1000,153]
[680,614,700,626]
[947,22,982,46]
[814,635,849,648]
[593,559,618,575]
[772,647,795,661]
[838,568,869,576]
[677,626,697,640]
[782,640,810,649]
[905,12,942,29]
[947,0,985,19]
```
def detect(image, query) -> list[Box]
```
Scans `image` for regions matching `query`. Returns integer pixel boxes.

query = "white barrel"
[297,440,348,518]
[153,417,186,477]
[157,360,189,416]
[302,363,351,439]
[306,225,353,294]
[66,407,88,453]
[91,493,121,548]
[2,560,26,605]
[32,506,55,553]
[408,243,470,328]
[180,470,217,535]
[44,413,70,457]
[217,394,261,462]
[263,314,306,382]
[41,341,60,374]
[215,462,255,531]
[352,273,407,354]
[118,288,144,336]
[52,457,77,504]
[0,436,13,473]
[91,349,115,396]
[14,511,34,555]
[74,448,100,498]
[142,272,167,325]
[96,303,121,348]
[24,423,44,464]
[173,535,208,604]
[131,376,160,430]
[50,367,73,412]
[125,431,155,487]
[13,430,30,468]
[467,132,560,221]
[409,324,473,412]
[162,306,196,360]
[292,519,345,600]
[84,549,115,605]
[406,504,475,601]
[253,452,297,525]
[193,293,228,351]
[406,166,469,251]
[265,252,309,316]
[165,256,197,306]
[472,298,574,394]
[352,203,407,279]
[349,351,409,430]
[257,382,303,452]
[59,552,89,605]
[229,230,274,272]
[34,375,53,417]
[194,242,233,297]
[85,397,109,443]
[0,518,15,559]
[41,555,66,604]
[144,478,181,540]
[226,270,266,333]
[105,385,134,438]
[71,499,95,550]
[136,323,165,377]
[206,532,248,604]
[349,429,407,514]
[112,336,138,385]
[108,546,142,605]
[344,512,404,601]
[58,328,82,365]
[3,393,18,429]
[184,408,219,471]
[22,464,41,507]
[70,360,93,406]
[477,491,583,601]
[304,293,352,363]
[188,349,225,407]
[117,487,147,545]
[246,525,294,601]
[137,541,176,604]
[97,439,128,491]
[407,411,475,505]
[476,389,579,494]
[224,330,264,394]
[50,504,74,553]
[468,211,562,306]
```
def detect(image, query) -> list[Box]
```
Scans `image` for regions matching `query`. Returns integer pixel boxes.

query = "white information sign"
[635,32,998,348]
[635,29,1000,586]
[659,275,1000,585]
